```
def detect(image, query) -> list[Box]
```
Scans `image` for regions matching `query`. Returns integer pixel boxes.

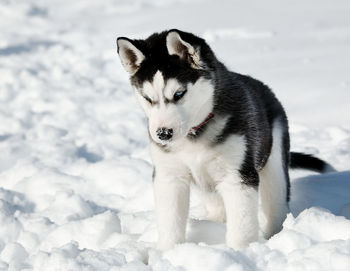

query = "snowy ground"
[0,0,350,270]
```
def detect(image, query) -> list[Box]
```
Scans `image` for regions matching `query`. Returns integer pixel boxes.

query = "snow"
[0,0,349,270]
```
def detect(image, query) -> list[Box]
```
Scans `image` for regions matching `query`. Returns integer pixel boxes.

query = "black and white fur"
[116,29,335,250]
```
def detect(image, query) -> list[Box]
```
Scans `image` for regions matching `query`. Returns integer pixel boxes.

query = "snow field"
[0,0,350,270]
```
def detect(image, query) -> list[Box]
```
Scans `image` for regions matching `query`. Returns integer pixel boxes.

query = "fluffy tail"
[289,152,336,173]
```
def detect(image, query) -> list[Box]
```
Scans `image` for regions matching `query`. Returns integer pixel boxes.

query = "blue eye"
[173,90,187,102]
[144,95,153,105]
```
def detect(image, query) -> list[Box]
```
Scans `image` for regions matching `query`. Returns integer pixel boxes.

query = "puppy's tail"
[289,152,336,173]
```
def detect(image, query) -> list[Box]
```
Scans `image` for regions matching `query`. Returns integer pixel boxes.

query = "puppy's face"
[117,30,215,145]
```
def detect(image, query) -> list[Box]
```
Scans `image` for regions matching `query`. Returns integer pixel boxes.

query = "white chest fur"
[151,131,246,189]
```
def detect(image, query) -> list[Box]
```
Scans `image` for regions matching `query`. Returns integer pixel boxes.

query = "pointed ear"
[117,38,145,75]
[166,30,203,69]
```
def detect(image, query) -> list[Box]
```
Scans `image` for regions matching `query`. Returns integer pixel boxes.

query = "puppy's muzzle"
[156,127,173,141]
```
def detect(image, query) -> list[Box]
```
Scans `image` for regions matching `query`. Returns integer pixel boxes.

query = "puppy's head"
[117,30,216,145]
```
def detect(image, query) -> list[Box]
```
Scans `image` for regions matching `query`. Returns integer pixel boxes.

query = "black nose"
[156,127,173,141]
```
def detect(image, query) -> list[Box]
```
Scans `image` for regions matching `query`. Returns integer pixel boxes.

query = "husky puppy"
[116,29,334,250]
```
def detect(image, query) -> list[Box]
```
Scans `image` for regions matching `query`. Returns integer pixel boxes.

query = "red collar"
[188,112,215,136]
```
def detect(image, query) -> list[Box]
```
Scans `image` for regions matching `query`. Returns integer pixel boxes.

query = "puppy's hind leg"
[198,190,226,222]
[259,121,290,239]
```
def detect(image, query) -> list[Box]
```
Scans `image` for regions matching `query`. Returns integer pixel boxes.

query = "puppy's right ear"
[117,38,145,75]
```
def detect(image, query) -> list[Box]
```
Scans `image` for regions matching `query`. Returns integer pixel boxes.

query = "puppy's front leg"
[154,166,190,250]
[217,171,259,250]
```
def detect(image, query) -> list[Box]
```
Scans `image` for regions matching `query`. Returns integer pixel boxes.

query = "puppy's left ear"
[166,30,203,69]
[117,37,145,75]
